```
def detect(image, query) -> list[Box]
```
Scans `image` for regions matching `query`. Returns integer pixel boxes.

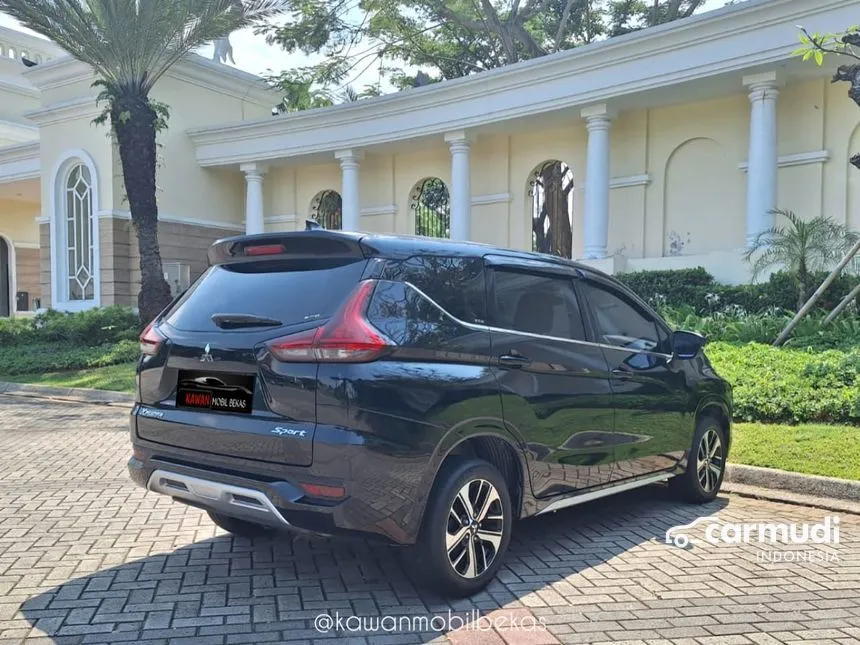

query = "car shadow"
[19,485,728,644]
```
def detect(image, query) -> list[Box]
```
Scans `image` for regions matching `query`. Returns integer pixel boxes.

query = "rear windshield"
[163,258,368,332]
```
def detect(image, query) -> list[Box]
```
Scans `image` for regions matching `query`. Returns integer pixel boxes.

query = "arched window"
[528,160,574,259]
[310,190,342,229]
[410,177,450,239]
[63,164,95,301]
[7,47,15,59]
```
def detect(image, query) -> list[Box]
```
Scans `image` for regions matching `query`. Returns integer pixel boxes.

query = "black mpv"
[128,231,732,597]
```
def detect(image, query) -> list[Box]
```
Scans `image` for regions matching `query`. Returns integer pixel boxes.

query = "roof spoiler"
[208,231,368,265]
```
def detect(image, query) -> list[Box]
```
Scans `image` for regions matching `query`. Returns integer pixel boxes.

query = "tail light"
[139,321,165,356]
[267,280,393,363]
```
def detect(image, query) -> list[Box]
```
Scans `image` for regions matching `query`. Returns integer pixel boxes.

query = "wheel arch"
[696,399,732,451]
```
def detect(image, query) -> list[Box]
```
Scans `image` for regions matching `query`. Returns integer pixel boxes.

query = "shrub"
[619,267,858,315]
[0,340,139,375]
[706,342,860,424]
[0,306,139,348]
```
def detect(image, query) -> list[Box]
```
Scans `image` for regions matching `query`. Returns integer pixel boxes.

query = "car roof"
[217,229,597,274]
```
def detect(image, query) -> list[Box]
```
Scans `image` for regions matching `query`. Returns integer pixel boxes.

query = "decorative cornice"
[471,193,512,206]
[97,210,245,232]
[0,25,64,58]
[187,0,856,167]
[0,141,40,183]
[360,205,397,216]
[12,241,40,250]
[35,215,49,224]
[23,53,278,108]
[609,174,651,189]
[24,97,101,127]
[0,77,39,100]
[738,150,830,172]
[0,120,39,144]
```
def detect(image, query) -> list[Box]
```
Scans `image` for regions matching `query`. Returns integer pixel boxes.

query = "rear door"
[577,277,691,480]
[135,234,369,466]
[486,259,615,498]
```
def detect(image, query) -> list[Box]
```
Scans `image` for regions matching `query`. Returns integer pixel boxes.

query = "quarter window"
[489,269,585,340]
[580,281,665,352]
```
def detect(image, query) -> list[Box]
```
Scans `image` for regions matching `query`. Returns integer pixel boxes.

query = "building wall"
[261,76,860,283]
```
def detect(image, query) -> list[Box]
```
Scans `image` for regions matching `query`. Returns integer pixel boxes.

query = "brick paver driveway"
[0,395,858,645]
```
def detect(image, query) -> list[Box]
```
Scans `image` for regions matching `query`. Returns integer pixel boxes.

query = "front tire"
[208,511,273,538]
[411,459,512,597]
[671,416,727,503]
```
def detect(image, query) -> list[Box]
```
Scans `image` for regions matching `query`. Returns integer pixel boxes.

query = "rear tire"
[208,511,273,538]
[409,458,512,597]
[670,416,727,503]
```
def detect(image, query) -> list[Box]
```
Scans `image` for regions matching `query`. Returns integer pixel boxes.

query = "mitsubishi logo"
[200,343,214,362]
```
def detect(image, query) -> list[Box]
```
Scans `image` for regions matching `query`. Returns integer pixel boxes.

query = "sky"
[0,0,729,94]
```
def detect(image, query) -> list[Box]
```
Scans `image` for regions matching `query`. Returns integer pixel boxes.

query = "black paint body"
[128,231,732,544]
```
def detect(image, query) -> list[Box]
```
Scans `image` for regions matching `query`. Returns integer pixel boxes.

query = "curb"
[0,381,134,406]
[725,463,860,503]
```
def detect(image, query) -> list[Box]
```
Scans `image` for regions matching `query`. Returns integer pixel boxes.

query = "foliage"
[707,342,860,424]
[0,340,139,376]
[732,422,860,480]
[0,307,139,348]
[619,267,859,315]
[0,0,285,325]
[744,209,859,309]
[0,362,137,393]
[266,0,713,97]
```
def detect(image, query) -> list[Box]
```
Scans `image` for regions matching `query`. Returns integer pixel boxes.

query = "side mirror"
[672,330,706,359]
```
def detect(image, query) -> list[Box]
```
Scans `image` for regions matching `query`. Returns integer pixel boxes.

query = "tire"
[670,416,727,503]
[207,511,273,538]
[409,458,513,597]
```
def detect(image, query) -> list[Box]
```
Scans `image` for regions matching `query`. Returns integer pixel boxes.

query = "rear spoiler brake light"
[208,231,370,265]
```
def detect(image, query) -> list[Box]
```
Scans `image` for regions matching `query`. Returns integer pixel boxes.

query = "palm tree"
[0,0,285,325]
[744,209,860,310]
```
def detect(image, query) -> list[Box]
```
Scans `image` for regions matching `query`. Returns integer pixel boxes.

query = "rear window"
[163,258,368,332]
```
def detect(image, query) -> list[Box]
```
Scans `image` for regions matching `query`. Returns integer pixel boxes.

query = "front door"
[0,238,9,317]
[486,261,615,498]
[577,277,691,480]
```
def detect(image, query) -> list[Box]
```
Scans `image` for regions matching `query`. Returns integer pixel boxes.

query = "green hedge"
[0,306,139,347]
[618,267,858,314]
[0,340,139,376]
[707,342,860,424]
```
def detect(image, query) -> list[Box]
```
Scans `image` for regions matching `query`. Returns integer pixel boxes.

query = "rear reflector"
[245,243,286,256]
[139,322,165,356]
[300,483,346,499]
[267,280,393,363]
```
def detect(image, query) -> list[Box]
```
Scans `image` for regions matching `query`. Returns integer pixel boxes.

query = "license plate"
[176,370,255,414]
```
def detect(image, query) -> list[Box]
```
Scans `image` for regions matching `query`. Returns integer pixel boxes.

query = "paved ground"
[0,394,858,645]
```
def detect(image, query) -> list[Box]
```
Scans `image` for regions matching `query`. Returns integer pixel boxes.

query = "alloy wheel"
[446,479,505,578]
[696,428,724,493]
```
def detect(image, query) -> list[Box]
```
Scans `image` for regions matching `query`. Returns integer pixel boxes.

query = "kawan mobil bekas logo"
[665,515,841,563]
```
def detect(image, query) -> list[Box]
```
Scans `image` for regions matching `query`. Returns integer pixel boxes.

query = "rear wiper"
[211,313,283,329]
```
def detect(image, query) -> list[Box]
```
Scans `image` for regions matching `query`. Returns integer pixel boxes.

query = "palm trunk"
[111,92,172,326]
[797,261,809,311]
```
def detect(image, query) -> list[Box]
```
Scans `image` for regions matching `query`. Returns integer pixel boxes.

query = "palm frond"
[0,0,287,95]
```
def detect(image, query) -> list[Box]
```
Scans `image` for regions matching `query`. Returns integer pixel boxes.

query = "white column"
[335,149,363,231]
[743,72,780,247]
[445,131,472,241]
[581,104,613,259]
[240,162,267,235]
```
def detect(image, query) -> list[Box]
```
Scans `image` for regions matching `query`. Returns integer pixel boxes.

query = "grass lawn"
[0,362,137,393]
[1,362,857,479]
[732,422,860,481]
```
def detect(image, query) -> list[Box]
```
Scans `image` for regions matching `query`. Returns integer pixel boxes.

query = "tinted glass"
[580,281,665,352]
[379,255,486,324]
[367,280,460,347]
[164,258,368,332]
[490,269,585,340]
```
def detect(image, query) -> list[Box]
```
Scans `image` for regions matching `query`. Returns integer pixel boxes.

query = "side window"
[489,269,585,340]
[379,255,486,323]
[579,281,665,352]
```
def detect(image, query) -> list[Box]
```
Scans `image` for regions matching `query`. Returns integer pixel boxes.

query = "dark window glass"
[366,280,459,347]
[580,281,665,352]
[164,258,368,332]
[489,269,585,340]
[379,256,486,324]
